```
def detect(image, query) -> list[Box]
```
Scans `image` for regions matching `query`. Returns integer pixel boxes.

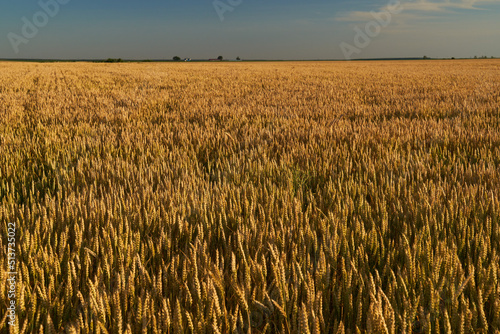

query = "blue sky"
[1,0,499,59]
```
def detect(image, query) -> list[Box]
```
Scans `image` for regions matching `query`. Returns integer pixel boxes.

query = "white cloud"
[336,0,500,22]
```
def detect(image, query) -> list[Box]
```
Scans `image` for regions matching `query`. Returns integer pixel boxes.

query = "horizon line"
[1,57,497,63]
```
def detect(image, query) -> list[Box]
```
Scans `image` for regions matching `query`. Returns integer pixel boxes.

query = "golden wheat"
[0,60,499,333]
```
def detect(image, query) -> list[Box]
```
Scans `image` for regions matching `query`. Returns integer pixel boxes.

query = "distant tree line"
[104,58,123,63]
[100,56,247,63]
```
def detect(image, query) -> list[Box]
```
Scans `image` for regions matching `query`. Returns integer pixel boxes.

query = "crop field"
[0,60,499,333]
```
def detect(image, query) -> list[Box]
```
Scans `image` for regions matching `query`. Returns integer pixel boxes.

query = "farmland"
[0,60,499,333]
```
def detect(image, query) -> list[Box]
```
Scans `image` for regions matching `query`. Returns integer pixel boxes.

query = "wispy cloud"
[335,11,422,23]
[399,0,496,12]
[336,0,499,22]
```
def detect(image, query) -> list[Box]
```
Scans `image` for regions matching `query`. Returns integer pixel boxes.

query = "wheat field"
[0,60,499,333]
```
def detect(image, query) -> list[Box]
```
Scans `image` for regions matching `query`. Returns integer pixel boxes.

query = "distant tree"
[173,56,181,61]
[474,56,478,59]
[423,55,429,60]
[451,57,455,60]
[105,58,123,63]
[236,56,241,61]
[218,56,224,61]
